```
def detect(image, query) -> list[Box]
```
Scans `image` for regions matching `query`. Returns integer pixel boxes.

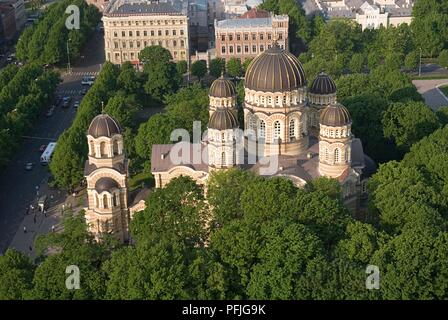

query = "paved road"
[413,79,448,111]
[0,30,105,254]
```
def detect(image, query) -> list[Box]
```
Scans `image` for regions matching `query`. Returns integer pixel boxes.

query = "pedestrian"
[52,225,55,232]
[29,245,32,252]
[23,226,27,233]
[44,209,47,217]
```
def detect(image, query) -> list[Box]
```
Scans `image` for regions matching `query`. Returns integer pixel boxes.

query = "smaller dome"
[209,75,237,98]
[320,103,351,127]
[95,177,119,193]
[310,72,336,95]
[88,114,121,138]
[208,108,239,130]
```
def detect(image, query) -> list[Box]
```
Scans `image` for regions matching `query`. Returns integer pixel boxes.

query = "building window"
[237,45,241,53]
[129,42,133,48]
[113,193,118,207]
[237,34,241,41]
[129,31,133,37]
[259,120,266,139]
[181,40,184,47]
[143,31,147,36]
[260,45,264,52]
[244,45,249,53]
[289,119,295,141]
[103,194,109,209]
[244,33,248,41]
[151,30,154,36]
[136,31,140,36]
[252,33,256,40]
[325,148,329,161]
[268,33,271,40]
[173,30,176,36]
[221,46,226,54]
[229,46,234,53]
[260,33,264,40]
[166,30,169,36]
[114,42,118,49]
[158,30,162,36]
[334,148,340,163]
[252,45,257,53]
[180,29,184,35]
[221,152,226,166]
[121,31,125,37]
[278,33,283,40]
[122,41,126,48]
[113,31,117,37]
[273,121,281,141]
[137,41,141,48]
[173,40,177,47]
[229,34,233,41]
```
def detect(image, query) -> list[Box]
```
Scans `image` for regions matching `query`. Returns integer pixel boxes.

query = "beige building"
[214,10,288,62]
[151,44,377,212]
[103,0,190,64]
[84,114,148,242]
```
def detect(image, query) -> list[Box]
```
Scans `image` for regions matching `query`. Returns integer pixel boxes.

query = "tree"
[176,60,188,75]
[139,45,172,66]
[130,176,208,246]
[104,91,139,129]
[242,58,253,74]
[349,53,365,73]
[226,58,242,79]
[191,60,207,82]
[0,249,34,299]
[382,101,440,151]
[144,62,179,103]
[117,62,142,95]
[439,49,448,68]
[209,58,224,78]
[404,51,420,70]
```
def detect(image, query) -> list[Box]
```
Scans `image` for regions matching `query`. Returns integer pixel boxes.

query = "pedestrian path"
[70,71,99,76]
[56,89,83,96]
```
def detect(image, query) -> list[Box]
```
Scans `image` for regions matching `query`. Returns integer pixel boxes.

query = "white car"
[81,76,95,86]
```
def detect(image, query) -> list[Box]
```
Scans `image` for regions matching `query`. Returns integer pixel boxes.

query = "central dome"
[245,44,306,92]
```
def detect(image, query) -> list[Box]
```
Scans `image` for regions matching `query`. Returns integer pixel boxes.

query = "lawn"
[440,85,448,97]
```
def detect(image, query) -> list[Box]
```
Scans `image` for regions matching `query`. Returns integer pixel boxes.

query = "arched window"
[325,148,329,161]
[95,194,99,208]
[289,119,295,141]
[259,120,266,139]
[90,141,95,156]
[334,148,340,163]
[221,132,225,141]
[100,142,107,157]
[273,121,281,141]
[103,194,109,209]
[221,152,226,166]
[113,140,119,155]
[113,193,118,207]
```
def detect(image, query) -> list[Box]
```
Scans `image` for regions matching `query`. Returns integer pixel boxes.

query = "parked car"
[38,144,47,152]
[73,101,80,109]
[25,162,34,171]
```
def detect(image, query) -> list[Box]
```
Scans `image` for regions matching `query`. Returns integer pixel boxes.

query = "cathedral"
[83,43,376,242]
[151,43,376,212]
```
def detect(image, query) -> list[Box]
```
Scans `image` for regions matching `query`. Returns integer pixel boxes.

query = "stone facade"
[103,0,190,64]
[214,13,288,62]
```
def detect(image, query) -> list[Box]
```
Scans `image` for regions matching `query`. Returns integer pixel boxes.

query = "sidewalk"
[8,187,84,258]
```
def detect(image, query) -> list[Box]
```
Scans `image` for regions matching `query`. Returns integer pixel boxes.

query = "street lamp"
[66,38,72,74]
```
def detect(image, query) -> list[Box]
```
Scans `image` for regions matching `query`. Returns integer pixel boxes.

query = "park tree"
[439,49,448,68]
[242,58,253,74]
[117,62,142,95]
[209,58,225,78]
[191,60,207,82]
[15,27,34,61]
[226,58,242,79]
[404,51,420,70]
[382,101,440,151]
[104,91,140,129]
[139,45,173,65]
[176,60,188,75]
[0,249,35,299]
[349,53,365,73]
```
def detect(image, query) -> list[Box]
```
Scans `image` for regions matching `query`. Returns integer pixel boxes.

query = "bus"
[40,142,57,165]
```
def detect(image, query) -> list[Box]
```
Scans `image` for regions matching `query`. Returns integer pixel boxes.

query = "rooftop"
[216,15,287,29]
[105,0,185,16]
